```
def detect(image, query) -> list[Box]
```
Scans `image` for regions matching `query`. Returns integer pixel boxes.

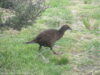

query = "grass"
[47,0,71,7]
[37,0,73,28]
[0,33,71,75]
[0,0,100,75]
[0,27,99,75]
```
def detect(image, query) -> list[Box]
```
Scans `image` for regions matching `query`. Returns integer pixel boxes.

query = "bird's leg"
[50,47,57,55]
[38,45,42,51]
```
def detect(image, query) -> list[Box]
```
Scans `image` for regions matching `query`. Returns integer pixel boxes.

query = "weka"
[26,25,71,54]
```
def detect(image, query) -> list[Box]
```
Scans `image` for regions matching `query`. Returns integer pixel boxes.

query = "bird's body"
[34,29,63,46]
[26,25,71,54]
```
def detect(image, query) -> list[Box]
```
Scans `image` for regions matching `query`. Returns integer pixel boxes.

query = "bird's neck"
[58,28,66,34]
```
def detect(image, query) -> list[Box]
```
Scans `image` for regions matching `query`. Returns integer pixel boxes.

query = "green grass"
[36,0,73,28]
[47,0,71,7]
[0,31,72,75]
[79,4,100,32]
[0,28,99,75]
[0,0,100,75]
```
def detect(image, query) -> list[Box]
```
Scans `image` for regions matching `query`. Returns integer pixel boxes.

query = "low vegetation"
[0,0,100,75]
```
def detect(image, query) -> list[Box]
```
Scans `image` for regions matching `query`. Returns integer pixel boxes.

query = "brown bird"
[26,25,72,54]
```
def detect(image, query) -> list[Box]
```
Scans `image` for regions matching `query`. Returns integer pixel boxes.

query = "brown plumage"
[26,25,71,54]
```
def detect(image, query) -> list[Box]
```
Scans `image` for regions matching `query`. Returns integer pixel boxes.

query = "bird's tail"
[25,40,35,44]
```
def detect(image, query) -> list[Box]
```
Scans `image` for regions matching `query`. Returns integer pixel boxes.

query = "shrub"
[0,0,47,30]
[0,0,14,9]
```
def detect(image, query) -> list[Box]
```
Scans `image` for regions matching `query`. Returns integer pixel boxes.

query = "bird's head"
[59,25,72,33]
[61,25,72,30]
